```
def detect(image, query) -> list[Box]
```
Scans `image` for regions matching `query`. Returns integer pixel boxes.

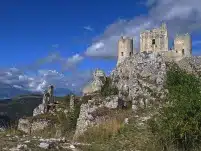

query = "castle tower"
[174,33,192,57]
[140,23,168,52]
[117,36,134,65]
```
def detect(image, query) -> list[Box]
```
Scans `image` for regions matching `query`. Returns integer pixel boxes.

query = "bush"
[101,77,119,96]
[150,64,201,150]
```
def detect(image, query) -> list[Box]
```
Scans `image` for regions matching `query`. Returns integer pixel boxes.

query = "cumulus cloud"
[62,54,84,70]
[85,0,201,58]
[0,67,92,94]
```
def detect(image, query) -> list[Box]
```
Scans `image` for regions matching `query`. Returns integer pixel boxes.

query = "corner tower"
[174,33,192,57]
[117,36,134,65]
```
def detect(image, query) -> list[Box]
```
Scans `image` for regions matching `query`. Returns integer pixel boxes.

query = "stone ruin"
[82,69,106,96]
[33,85,55,116]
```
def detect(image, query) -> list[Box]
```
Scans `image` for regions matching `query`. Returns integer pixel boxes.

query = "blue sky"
[0,0,146,68]
[0,0,201,94]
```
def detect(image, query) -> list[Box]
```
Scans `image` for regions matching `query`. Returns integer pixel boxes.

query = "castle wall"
[116,23,192,65]
[117,36,133,65]
[161,51,184,62]
[174,34,192,57]
[140,23,168,53]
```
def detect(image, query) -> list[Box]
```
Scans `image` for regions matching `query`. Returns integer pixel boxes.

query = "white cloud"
[36,80,47,92]
[85,0,201,58]
[0,67,92,94]
[84,26,94,31]
[62,54,84,70]
[66,54,83,65]
[13,85,23,89]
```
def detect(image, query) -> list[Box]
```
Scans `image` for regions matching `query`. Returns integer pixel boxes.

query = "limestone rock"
[18,118,31,134]
[31,119,51,133]
[33,104,46,117]
[82,69,106,96]
[18,118,51,134]
[74,95,124,139]
[38,142,50,149]
[111,52,167,111]
[33,85,55,116]
[104,96,119,109]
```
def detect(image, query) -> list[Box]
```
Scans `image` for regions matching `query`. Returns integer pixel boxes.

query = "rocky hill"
[1,52,201,151]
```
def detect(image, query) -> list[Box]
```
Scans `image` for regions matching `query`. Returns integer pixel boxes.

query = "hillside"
[1,53,201,151]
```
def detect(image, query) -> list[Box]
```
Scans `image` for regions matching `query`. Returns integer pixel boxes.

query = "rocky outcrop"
[74,95,125,139]
[111,52,168,111]
[177,56,201,75]
[18,118,31,134]
[33,85,55,116]
[33,104,46,117]
[18,118,51,134]
[82,69,106,96]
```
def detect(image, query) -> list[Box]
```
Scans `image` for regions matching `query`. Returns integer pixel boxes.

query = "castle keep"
[140,23,168,52]
[117,23,192,65]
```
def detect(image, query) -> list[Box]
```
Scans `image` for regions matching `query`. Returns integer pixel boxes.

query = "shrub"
[149,64,201,150]
[101,77,119,96]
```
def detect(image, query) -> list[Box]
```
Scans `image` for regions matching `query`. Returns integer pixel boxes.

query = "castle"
[117,23,192,65]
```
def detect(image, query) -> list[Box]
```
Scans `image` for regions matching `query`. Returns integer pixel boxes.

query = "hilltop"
[1,52,201,151]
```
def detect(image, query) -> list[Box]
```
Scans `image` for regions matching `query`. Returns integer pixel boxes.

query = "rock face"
[33,85,55,116]
[111,52,167,111]
[74,95,124,139]
[18,85,56,134]
[18,118,51,134]
[18,118,31,134]
[33,104,46,117]
[177,56,201,75]
[82,69,106,96]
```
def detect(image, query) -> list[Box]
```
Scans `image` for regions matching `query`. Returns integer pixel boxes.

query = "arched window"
[121,52,124,56]
[130,52,132,56]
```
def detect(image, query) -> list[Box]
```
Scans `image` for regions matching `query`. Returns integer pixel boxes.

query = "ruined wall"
[174,34,192,57]
[140,23,168,53]
[117,36,134,65]
[160,51,184,62]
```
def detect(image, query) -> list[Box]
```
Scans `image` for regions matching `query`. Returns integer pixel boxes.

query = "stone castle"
[117,23,192,65]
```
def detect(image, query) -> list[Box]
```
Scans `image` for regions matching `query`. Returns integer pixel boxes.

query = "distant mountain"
[54,87,74,96]
[0,82,74,98]
[0,83,33,99]
[0,81,74,129]
[0,94,43,121]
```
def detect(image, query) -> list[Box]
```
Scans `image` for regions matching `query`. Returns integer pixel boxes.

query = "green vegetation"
[77,109,133,144]
[79,64,201,151]
[101,77,119,96]
[4,64,201,151]
[148,65,201,151]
